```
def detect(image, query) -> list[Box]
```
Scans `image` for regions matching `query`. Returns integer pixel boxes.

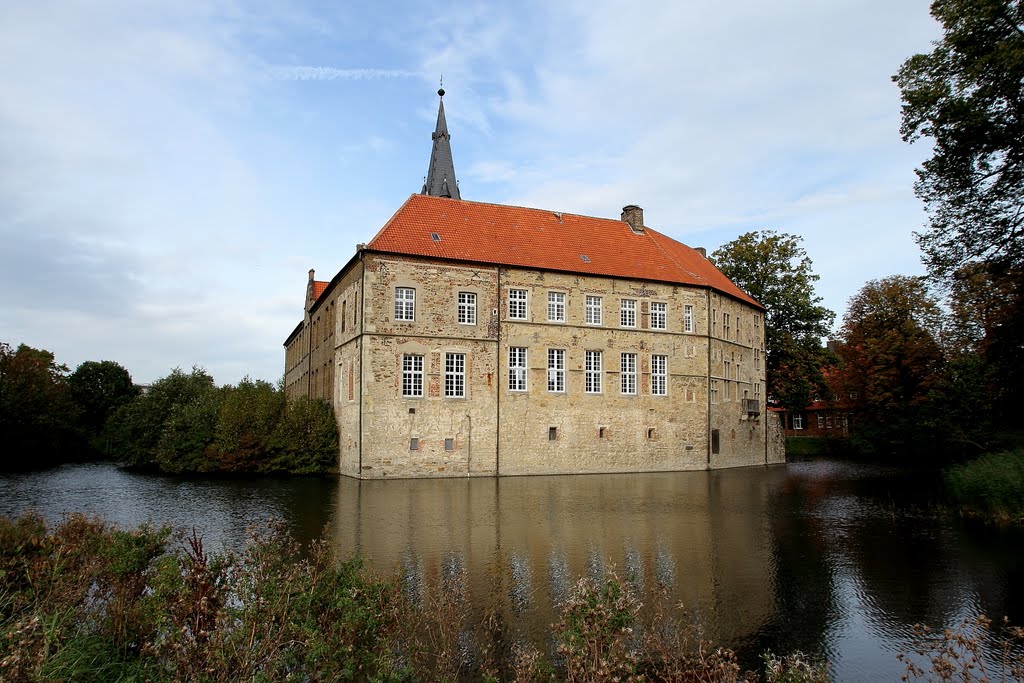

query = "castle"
[284,89,784,478]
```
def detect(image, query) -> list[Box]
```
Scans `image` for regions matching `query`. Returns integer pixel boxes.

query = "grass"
[943,447,1024,523]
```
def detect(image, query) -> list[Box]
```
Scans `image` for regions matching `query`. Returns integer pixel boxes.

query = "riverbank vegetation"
[0,346,337,475]
[6,513,1020,683]
[943,448,1024,523]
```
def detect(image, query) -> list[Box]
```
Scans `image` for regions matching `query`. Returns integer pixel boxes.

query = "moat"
[2,460,1021,681]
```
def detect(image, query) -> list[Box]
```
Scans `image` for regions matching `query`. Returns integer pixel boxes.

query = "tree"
[894,0,1024,279]
[68,360,140,444]
[270,397,339,474]
[712,230,835,411]
[212,377,285,473]
[832,276,948,456]
[0,343,80,469]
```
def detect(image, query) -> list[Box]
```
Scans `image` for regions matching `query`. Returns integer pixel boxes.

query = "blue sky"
[0,0,941,385]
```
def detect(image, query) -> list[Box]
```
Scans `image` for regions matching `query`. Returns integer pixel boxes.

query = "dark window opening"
[548,427,558,441]
[711,429,720,455]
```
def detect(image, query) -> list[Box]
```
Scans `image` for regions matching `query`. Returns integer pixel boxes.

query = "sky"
[0,0,942,385]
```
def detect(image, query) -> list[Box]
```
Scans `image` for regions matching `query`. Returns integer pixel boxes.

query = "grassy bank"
[2,513,1020,682]
[944,447,1024,523]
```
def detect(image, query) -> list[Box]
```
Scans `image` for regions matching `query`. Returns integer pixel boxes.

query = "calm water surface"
[2,460,1022,682]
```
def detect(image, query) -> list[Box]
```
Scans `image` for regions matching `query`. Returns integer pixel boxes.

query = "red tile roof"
[367,194,762,308]
[312,281,328,299]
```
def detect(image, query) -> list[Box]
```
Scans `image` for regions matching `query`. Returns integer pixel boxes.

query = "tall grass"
[943,448,1024,522]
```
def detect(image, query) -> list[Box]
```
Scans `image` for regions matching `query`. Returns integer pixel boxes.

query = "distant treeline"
[0,342,337,475]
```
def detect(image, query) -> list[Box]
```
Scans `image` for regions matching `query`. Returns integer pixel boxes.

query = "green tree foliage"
[0,343,80,469]
[894,0,1024,279]
[712,230,835,411]
[270,396,339,474]
[832,276,949,456]
[103,368,337,475]
[212,377,285,472]
[68,360,140,451]
[104,367,218,470]
[947,262,1024,423]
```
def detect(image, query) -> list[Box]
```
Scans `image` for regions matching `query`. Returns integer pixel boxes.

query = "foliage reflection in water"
[1,460,1022,680]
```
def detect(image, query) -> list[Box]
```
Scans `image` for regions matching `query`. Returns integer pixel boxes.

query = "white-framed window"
[710,379,719,403]
[817,414,825,429]
[650,302,667,330]
[509,289,528,320]
[509,347,527,392]
[445,353,465,398]
[620,299,636,327]
[723,313,731,339]
[585,295,603,325]
[547,349,565,392]
[793,414,804,430]
[395,287,415,321]
[651,354,667,396]
[585,350,602,393]
[458,292,476,325]
[402,354,423,397]
[548,291,566,322]
[620,353,637,395]
[684,304,694,333]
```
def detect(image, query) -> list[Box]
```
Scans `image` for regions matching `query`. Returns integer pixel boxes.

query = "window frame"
[547,291,566,323]
[620,299,637,327]
[620,352,637,395]
[508,347,528,392]
[402,354,424,397]
[650,301,667,330]
[444,352,466,398]
[395,287,415,321]
[585,350,602,394]
[547,348,565,393]
[585,295,603,325]
[457,291,477,325]
[684,304,694,333]
[651,354,667,396]
[508,289,528,320]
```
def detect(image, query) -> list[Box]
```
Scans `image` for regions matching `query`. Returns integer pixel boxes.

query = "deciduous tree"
[894,0,1024,278]
[712,230,835,411]
[832,276,947,455]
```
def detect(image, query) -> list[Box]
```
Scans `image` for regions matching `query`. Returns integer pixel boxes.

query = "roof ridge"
[408,192,634,226]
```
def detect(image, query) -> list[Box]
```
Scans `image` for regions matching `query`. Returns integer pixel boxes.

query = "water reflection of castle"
[329,468,786,647]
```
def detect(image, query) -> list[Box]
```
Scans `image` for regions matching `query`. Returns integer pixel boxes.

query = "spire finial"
[438,74,444,98]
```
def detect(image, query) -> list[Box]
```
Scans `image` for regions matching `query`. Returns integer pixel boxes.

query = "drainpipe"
[706,289,712,468]
[495,267,502,476]
[466,413,472,476]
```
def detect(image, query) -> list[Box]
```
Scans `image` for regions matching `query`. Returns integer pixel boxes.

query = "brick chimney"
[621,205,644,233]
[695,247,707,258]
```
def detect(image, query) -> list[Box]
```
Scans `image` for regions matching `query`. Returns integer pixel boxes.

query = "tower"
[421,86,461,200]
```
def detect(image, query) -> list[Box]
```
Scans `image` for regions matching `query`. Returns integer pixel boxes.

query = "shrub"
[943,448,1024,522]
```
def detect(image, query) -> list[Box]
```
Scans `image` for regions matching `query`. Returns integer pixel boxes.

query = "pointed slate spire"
[421,85,461,200]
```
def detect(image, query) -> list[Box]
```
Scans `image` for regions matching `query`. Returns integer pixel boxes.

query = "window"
[585,350,602,393]
[547,349,565,392]
[458,292,476,325]
[548,291,566,322]
[445,438,454,451]
[650,302,667,330]
[402,354,423,397]
[620,353,637,395]
[341,300,347,333]
[723,313,731,339]
[754,348,761,370]
[509,289,528,320]
[711,380,720,403]
[793,414,804,430]
[395,287,415,321]
[647,428,657,440]
[620,299,636,327]
[410,437,419,451]
[548,426,558,441]
[445,353,465,398]
[817,415,825,429]
[508,347,527,391]
[585,295,602,325]
[684,305,694,333]
[599,427,607,439]
[712,429,720,454]
[651,355,667,396]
